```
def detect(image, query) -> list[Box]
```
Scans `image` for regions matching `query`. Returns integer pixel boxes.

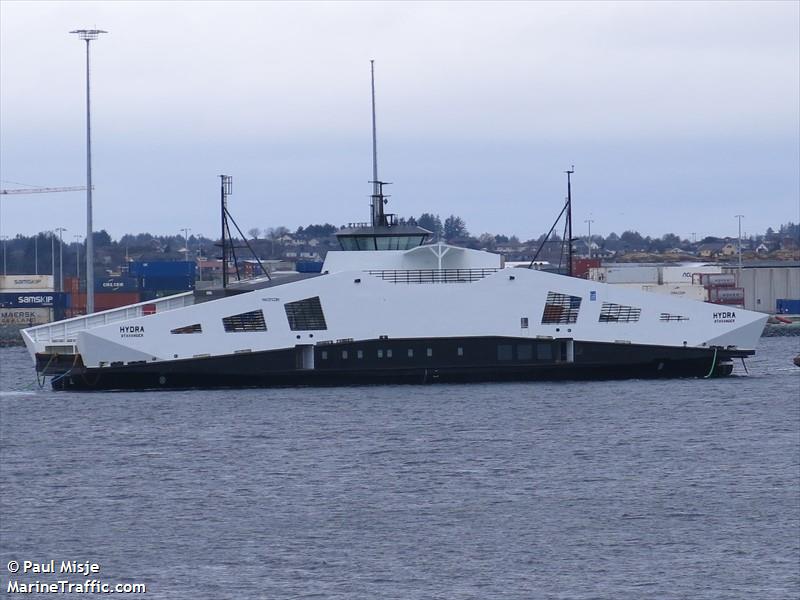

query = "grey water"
[1,338,798,599]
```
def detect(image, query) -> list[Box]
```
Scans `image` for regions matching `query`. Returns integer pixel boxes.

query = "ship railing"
[23,292,195,345]
[366,268,500,283]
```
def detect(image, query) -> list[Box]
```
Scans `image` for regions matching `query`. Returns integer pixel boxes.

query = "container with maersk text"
[0,307,53,326]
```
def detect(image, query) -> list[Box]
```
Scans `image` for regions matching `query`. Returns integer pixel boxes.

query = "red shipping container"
[573,258,601,279]
[69,292,141,314]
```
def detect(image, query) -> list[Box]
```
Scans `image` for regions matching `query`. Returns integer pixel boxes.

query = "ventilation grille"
[541,291,582,324]
[285,296,327,331]
[171,323,202,334]
[660,313,689,322]
[599,302,641,323]
[222,310,267,332]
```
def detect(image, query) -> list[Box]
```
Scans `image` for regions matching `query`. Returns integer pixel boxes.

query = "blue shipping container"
[95,276,140,292]
[296,261,324,273]
[129,261,196,279]
[776,299,800,314]
[140,276,195,292]
[0,292,66,308]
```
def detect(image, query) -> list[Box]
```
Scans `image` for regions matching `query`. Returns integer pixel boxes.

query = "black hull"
[42,336,751,391]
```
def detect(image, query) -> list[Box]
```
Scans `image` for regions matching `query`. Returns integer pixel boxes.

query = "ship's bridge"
[336,218,431,251]
[323,239,503,274]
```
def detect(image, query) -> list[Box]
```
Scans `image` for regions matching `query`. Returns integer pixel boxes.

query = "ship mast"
[566,166,574,277]
[369,60,388,227]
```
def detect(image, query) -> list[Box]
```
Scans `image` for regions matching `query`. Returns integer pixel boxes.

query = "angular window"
[222,310,266,332]
[357,350,364,359]
[407,349,414,358]
[387,349,393,358]
[285,296,327,331]
[426,348,433,357]
[171,323,202,334]
[541,291,582,324]
[660,313,689,322]
[497,344,513,361]
[457,347,464,357]
[599,302,641,323]
[378,349,384,358]
[342,350,348,359]
[537,344,552,360]
[321,351,328,360]
[520,317,529,328]
[518,344,533,361]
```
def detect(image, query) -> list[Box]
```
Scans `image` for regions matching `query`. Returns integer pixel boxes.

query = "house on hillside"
[697,241,737,258]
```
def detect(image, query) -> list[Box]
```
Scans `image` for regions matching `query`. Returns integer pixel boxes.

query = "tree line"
[1,220,797,277]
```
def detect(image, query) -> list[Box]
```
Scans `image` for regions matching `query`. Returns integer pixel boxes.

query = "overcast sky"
[1,1,798,243]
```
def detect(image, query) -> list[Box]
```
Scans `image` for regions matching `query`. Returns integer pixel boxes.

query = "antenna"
[217,175,270,288]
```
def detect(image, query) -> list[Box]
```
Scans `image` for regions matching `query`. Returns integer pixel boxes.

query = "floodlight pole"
[584,218,594,259]
[181,227,191,261]
[74,235,82,285]
[50,232,55,279]
[55,227,67,292]
[735,214,744,284]
[71,29,106,313]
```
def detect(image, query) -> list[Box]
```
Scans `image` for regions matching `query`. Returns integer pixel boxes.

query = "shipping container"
[69,292,142,314]
[776,299,800,314]
[0,292,66,308]
[296,261,324,274]
[63,276,81,294]
[661,265,720,284]
[639,284,707,302]
[139,276,195,292]
[600,266,660,284]
[0,275,54,290]
[708,287,745,303]
[697,273,736,287]
[129,261,196,279]
[572,258,601,279]
[0,307,52,326]
[95,276,140,292]
[139,289,190,302]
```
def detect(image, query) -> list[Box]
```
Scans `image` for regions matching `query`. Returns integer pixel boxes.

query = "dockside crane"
[1,186,89,195]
